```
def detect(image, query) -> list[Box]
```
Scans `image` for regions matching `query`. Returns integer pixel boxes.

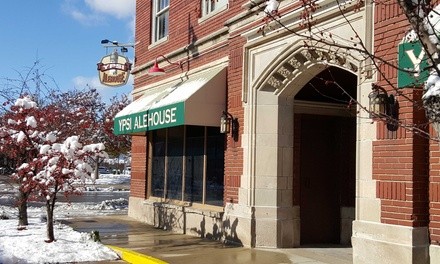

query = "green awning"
[113,66,226,135]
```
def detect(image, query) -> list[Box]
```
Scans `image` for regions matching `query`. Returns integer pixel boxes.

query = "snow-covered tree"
[0,96,46,226]
[51,88,131,178]
[102,94,131,157]
[50,88,104,144]
[36,136,107,242]
[0,95,109,241]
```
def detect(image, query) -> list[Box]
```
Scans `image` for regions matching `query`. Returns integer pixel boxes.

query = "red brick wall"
[372,90,429,227]
[134,0,248,84]
[130,135,148,198]
[133,1,252,204]
[375,2,407,87]
[430,126,440,243]
[374,3,429,227]
[223,35,246,204]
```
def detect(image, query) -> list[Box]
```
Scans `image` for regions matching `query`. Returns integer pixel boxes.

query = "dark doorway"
[299,114,355,245]
[295,66,357,245]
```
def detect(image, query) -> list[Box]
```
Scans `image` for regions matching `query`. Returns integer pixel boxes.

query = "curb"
[107,245,168,264]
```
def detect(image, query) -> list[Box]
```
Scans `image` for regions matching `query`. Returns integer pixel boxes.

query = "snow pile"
[89,174,131,185]
[424,73,440,100]
[264,0,280,14]
[93,198,129,210]
[0,210,9,220]
[54,198,129,217]
[423,89,440,122]
[0,218,119,263]
[426,4,440,50]
[14,96,38,109]
[0,194,128,262]
[0,169,129,262]
[423,73,440,122]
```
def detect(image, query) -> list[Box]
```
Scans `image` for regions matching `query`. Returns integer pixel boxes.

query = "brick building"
[114,1,440,263]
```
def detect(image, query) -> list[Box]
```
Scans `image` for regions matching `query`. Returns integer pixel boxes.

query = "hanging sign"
[397,41,429,88]
[97,50,132,87]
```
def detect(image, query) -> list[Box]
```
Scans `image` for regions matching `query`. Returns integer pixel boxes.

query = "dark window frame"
[149,125,224,206]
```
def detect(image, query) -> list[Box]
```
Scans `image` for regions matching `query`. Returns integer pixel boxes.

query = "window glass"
[205,127,224,206]
[149,125,224,207]
[184,126,205,203]
[201,0,228,17]
[158,0,169,10]
[153,0,169,42]
[166,126,184,200]
[152,130,166,197]
[156,10,169,40]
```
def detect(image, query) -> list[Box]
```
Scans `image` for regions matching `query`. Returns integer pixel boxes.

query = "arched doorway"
[239,42,364,248]
[294,66,357,245]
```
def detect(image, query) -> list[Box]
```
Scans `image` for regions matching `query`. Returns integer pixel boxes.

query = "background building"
[114,1,440,263]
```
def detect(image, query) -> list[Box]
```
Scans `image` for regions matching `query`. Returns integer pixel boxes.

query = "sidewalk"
[65,215,353,264]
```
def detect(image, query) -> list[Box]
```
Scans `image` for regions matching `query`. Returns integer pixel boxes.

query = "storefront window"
[151,125,224,206]
[205,127,224,206]
[166,126,184,200]
[185,126,204,203]
[152,129,166,197]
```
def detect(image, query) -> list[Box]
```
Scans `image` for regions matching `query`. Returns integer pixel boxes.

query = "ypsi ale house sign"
[97,50,132,87]
[398,41,429,88]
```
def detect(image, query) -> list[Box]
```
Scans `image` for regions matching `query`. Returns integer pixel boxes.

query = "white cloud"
[85,0,135,19]
[63,0,135,25]
[69,9,104,25]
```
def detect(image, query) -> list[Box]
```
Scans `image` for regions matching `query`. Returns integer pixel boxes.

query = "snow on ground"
[86,173,131,185]
[0,218,119,263]
[0,173,130,263]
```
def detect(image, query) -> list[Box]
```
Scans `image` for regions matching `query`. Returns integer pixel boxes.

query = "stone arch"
[252,43,361,98]
[239,40,366,248]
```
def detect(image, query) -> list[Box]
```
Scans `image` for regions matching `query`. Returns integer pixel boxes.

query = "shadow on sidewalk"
[64,215,352,264]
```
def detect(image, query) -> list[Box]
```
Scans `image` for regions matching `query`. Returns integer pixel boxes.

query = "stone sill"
[143,198,224,219]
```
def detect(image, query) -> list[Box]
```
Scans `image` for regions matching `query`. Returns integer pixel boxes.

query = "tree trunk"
[94,156,100,180]
[45,197,56,242]
[17,190,29,226]
[95,162,99,180]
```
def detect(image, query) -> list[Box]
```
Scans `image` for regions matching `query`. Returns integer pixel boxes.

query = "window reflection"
[150,125,224,206]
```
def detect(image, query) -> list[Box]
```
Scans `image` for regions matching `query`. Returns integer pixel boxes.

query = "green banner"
[397,41,429,88]
[113,102,185,135]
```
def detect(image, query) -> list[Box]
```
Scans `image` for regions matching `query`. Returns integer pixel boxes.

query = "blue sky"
[0,0,135,102]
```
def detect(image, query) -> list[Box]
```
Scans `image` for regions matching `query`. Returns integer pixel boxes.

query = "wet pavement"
[65,215,353,264]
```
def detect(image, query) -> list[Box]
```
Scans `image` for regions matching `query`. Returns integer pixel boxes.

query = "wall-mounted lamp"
[220,111,239,141]
[368,84,399,131]
[148,55,182,76]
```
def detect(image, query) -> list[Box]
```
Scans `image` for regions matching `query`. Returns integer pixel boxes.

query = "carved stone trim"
[257,47,359,95]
